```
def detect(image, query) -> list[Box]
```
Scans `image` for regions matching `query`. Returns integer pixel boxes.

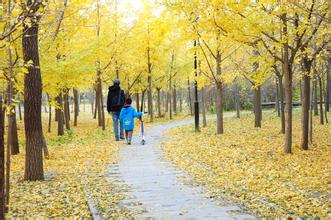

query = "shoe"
[115,136,120,141]
[128,142,131,145]
[120,136,125,140]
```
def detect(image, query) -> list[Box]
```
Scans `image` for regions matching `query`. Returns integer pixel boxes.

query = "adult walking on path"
[107,79,126,141]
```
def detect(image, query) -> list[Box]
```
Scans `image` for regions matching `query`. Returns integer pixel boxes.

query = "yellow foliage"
[163,112,330,218]
[8,113,136,218]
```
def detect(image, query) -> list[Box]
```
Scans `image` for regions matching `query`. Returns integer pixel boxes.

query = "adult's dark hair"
[113,79,120,85]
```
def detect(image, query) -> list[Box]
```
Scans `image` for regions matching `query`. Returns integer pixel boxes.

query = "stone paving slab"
[109,116,256,220]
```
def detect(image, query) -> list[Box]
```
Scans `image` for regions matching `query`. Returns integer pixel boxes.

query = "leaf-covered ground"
[162,112,330,218]
[8,113,135,218]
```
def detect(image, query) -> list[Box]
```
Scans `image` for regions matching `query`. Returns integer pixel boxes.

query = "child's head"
[125,98,132,105]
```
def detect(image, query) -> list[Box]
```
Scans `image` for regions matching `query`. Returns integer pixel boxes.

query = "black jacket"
[107,85,125,113]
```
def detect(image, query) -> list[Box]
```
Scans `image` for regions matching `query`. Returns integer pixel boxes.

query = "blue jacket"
[119,105,142,130]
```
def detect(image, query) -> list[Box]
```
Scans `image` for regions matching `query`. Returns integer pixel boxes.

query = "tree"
[22,0,46,181]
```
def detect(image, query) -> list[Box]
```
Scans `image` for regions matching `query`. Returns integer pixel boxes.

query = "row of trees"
[0,0,329,217]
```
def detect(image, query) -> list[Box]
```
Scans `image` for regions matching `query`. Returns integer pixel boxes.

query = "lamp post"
[194,40,200,132]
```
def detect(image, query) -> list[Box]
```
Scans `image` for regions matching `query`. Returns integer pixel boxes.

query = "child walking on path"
[119,98,143,145]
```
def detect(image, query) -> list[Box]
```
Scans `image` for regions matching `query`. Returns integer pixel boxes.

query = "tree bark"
[326,57,330,112]
[73,88,79,126]
[201,87,207,127]
[216,83,224,134]
[22,5,44,180]
[313,69,318,116]
[173,86,177,114]
[254,86,262,128]
[10,112,19,155]
[235,84,240,119]
[63,91,70,130]
[301,59,311,150]
[157,88,161,118]
[276,78,280,117]
[147,46,153,122]
[187,79,193,115]
[0,96,5,218]
[282,13,292,153]
[56,94,64,136]
[136,92,140,112]
[318,76,324,125]
[278,75,285,134]
[18,101,22,121]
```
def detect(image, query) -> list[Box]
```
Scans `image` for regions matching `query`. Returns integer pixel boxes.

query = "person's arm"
[133,108,143,118]
[119,109,123,121]
[121,90,126,105]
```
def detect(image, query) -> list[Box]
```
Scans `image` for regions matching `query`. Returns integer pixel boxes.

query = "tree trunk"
[98,78,105,130]
[187,79,193,115]
[318,76,324,125]
[157,88,161,118]
[201,87,207,127]
[282,14,292,153]
[63,92,70,130]
[236,84,240,119]
[326,57,330,112]
[10,112,19,155]
[147,47,153,122]
[48,102,52,133]
[216,83,224,134]
[94,87,98,119]
[179,92,183,113]
[254,86,262,128]
[276,78,280,117]
[22,8,44,180]
[173,86,177,114]
[278,75,285,134]
[313,70,318,116]
[136,92,140,112]
[18,101,22,121]
[309,80,314,144]
[301,59,311,150]
[0,96,5,218]
[140,90,145,112]
[57,94,64,136]
[73,89,79,126]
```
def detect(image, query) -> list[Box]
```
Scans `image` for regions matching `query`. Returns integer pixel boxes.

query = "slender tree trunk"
[326,57,330,112]
[216,83,224,134]
[276,78,280,117]
[313,69,318,116]
[187,79,193,115]
[318,76,324,125]
[278,76,285,134]
[147,46,153,122]
[48,99,52,133]
[282,14,292,153]
[0,96,5,218]
[73,89,79,126]
[18,101,22,121]
[63,92,70,130]
[98,77,105,130]
[236,84,240,119]
[157,88,161,118]
[173,86,177,114]
[309,80,314,144]
[254,86,262,128]
[22,6,44,180]
[179,92,183,113]
[57,94,64,136]
[94,87,98,119]
[136,92,140,112]
[201,87,207,127]
[301,59,311,150]
[10,112,19,155]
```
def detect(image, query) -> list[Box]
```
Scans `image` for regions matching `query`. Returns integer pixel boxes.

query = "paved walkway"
[109,117,256,219]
